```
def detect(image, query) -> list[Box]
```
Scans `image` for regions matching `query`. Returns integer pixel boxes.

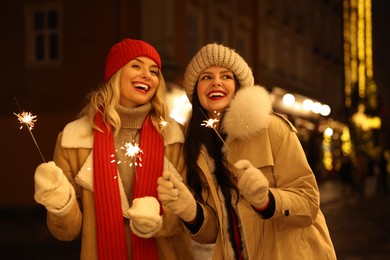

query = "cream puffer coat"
[46,116,193,260]
[186,86,336,260]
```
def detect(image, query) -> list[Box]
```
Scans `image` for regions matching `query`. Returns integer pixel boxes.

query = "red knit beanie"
[104,39,162,81]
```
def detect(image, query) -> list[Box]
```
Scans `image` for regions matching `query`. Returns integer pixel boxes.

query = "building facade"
[1,0,344,205]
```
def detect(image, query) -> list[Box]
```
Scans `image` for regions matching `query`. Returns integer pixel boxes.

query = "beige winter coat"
[186,86,336,259]
[46,116,193,260]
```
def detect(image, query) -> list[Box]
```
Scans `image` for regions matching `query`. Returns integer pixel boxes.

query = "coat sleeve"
[185,201,219,244]
[266,115,321,227]
[47,132,83,241]
[183,152,219,244]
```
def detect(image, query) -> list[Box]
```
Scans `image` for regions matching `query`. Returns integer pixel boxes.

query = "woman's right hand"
[34,161,73,212]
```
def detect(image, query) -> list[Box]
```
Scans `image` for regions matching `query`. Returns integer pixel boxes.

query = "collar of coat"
[221,85,272,141]
[61,115,185,149]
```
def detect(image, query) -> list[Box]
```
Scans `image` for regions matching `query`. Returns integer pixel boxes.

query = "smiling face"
[119,57,160,107]
[196,66,236,116]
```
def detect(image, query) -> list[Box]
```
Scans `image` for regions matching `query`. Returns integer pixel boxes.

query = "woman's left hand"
[128,197,163,238]
[234,160,269,208]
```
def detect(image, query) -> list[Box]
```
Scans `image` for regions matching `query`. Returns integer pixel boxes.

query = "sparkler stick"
[199,108,230,151]
[13,97,46,162]
[159,109,171,172]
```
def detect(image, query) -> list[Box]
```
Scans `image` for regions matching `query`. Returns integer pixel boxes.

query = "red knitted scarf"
[93,113,163,260]
[131,115,164,259]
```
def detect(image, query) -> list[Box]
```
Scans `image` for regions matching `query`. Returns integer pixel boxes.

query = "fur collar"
[222,85,272,141]
[62,116,93,148]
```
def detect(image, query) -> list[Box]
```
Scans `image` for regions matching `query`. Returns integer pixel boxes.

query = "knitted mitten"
[128,196,162,238]
[234,160,269,209]
[34,161,75,216]
[157,171,196,222]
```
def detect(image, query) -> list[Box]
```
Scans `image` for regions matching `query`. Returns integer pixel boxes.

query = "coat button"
[284,210,290,216]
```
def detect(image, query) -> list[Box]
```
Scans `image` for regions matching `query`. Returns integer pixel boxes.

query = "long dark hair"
[184,88,239,204]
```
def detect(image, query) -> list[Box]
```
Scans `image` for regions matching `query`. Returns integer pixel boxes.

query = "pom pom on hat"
[183,43,254,102]
[104,38,161,81]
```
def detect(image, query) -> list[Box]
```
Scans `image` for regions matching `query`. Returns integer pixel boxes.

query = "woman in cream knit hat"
[158,43,336,259]
[33,38,193,260]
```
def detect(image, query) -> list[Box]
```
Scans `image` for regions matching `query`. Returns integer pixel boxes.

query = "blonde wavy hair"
[79,67,168,137]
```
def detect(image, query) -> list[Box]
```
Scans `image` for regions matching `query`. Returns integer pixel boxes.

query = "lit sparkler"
[200,109,230,151]
[13,97,46,162]
[159,116,168,128]
[201,118,219,128]
[160,105,169,129]
[119,141,143,167]
[14,111,37,130]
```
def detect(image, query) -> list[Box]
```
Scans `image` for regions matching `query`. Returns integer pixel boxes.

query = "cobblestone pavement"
[1,177,389,259]
[319,178,390,260]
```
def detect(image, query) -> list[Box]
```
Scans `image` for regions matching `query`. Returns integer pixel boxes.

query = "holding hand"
[128,197,162,238]
[34,161,75,215]
[234,160,269,209]
[157,171,196,222]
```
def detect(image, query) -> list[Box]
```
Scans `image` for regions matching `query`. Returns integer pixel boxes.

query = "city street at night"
[1,1,390,260]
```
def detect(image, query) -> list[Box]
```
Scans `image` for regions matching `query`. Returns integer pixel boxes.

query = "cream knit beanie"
[183,43,254,102]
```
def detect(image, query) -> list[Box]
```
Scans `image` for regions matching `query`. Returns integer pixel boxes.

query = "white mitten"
[128,196,162,238]
[234,160,269,209]
[157,171,196,222]
[34,161,75,216]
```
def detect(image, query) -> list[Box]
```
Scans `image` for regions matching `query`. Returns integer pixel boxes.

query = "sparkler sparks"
[13,97,46,162]
[119,141,143,167]
[159,116,168,128]
[123,142,142,158]
[201,118,220,128]
[14,111,37,130]
[199,109,230,151]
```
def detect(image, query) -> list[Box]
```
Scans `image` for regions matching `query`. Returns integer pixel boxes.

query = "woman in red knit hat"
[33,38,193,260]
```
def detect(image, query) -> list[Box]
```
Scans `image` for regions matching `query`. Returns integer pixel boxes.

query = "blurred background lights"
[312,102,322,114]
[293,102,302,110]
[324,127,334,137]
[282,93,295,106]
[166,88,192,125]
[320,104,331,116]
[279,91,331,118]
[302,99,314,111]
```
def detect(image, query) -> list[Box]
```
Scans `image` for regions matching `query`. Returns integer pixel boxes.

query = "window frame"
[25,2,63,69]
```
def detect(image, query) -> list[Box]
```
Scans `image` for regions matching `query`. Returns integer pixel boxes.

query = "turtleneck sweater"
[114,103,152,202]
